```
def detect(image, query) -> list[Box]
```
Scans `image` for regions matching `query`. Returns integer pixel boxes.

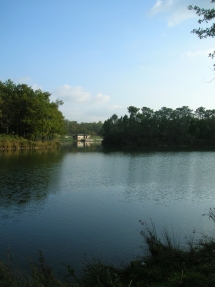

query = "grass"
[0,135,61,150]
[1,213,215,286]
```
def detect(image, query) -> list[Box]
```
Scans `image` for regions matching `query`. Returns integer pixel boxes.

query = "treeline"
[101,106,215,146]
[0,80,65,140]
[64,120,103,136]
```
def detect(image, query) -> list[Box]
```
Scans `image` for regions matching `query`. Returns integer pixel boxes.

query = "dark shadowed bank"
[1,209,215,287]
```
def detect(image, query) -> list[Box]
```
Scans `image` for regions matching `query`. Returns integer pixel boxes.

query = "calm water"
[1,144,215,276]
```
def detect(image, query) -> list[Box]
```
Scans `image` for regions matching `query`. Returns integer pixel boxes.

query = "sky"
[1,0,215,122]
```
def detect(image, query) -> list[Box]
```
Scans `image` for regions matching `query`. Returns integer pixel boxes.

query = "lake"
[0,143,215,277]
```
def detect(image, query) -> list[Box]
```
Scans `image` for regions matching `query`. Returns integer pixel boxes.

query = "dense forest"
[0,80,102,140]
[101,106,215,146]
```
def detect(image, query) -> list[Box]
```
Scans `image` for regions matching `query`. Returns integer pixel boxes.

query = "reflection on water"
[0,146,215,276]
[61,141,103,152]
[0,150,63,209]
[76,141,92,148]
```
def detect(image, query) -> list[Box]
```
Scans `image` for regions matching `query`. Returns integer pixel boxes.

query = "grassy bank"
[0,135,61,150]
[1,213,215,287]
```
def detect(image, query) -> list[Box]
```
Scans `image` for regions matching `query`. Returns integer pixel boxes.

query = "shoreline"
[1,216,215,286]
[0,135,61,150]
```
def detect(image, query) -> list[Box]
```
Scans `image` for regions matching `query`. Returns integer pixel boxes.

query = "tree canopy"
[0,80,65,140]
[188,1,215,63]
[101,106,215,146]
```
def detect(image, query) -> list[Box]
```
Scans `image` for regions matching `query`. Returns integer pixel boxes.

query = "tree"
[101,105,215,146]
[127,106,140,117]
[195,107,206,119]
[188,1,215,65]
[0,80,65,139]
[141,107,154,119]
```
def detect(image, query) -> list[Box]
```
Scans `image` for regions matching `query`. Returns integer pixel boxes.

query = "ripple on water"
[0,150,215,275]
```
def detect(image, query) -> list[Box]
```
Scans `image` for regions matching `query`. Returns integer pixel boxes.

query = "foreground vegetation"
[102,106,215,146]
[1,211,215,286]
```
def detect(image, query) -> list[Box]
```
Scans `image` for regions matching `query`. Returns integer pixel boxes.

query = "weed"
[0,135,61,150]
[1,218,215,286]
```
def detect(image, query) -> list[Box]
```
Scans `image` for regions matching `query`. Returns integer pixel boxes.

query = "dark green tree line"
[101,106,215,146]
[0,80,65,140]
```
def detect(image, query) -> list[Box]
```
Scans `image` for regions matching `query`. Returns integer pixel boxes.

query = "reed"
[0,135,61,150]
[1,214,215,286]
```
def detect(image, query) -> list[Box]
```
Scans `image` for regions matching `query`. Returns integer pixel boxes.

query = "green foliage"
[188,1,215,66]
[0,135,61,150]
[2,218,215,286]
[102,106,215,146]
[30,251,65,287]
[79,257,122,287]
[0,80,65,140]
[136,219,215,287]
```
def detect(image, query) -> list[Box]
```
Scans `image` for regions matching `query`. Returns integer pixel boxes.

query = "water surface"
[0,145,215,276]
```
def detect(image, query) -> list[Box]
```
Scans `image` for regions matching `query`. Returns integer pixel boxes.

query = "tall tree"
[102,106,215,146]
[0,80,65,139]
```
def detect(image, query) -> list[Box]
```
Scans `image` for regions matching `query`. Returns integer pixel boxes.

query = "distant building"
[72,134,90,141]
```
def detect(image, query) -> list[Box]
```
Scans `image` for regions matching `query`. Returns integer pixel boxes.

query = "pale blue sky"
[1,0,214,122]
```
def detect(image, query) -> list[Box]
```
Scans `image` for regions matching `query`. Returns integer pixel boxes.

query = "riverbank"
[0,135,61,150]
[1,216,215,287]
[102,139,215,149]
